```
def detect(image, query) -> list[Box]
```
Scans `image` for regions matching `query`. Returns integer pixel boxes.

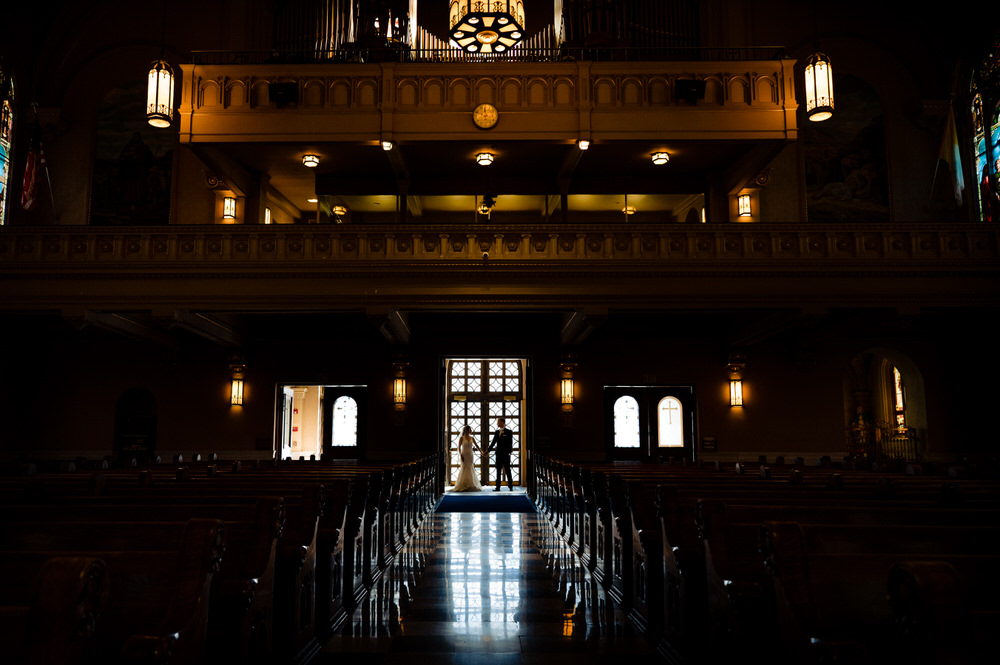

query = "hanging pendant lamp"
[805,51,834,122]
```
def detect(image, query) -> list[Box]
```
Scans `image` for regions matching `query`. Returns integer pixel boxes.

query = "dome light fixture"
[302,154,320,168]
[651,151,670,165]
[476,151,495,166]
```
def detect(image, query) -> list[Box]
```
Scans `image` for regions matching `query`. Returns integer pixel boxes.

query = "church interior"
[1,1,998,664]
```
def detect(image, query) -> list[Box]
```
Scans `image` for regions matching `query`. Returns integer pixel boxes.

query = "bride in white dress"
[452,425,483,492]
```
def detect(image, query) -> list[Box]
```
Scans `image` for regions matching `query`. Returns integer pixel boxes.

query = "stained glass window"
[970,40,1000,221]
[0,74,14,226]
[892,367,906,431]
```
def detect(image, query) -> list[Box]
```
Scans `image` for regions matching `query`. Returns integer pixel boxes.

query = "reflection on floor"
[316,495,658,664]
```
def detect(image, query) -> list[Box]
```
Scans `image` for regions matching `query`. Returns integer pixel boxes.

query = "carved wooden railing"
[1,224,996,266]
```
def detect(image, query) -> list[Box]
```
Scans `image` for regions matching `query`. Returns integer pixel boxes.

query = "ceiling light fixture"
[302,154,319,167]
[651,152,669,165]
[476,151,494,166]
[578,139,590,150]
[381,140,394,151]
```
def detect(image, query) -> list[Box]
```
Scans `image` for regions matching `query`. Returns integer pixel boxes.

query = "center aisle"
[315,491,659,665]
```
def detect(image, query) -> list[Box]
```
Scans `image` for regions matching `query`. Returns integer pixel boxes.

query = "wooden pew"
[759,520,1000,664]
[533,455,1000,665]
[0,518,224,665]
[0,556,108,665]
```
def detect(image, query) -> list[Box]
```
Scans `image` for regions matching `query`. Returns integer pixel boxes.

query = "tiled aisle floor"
[316,492,659,665]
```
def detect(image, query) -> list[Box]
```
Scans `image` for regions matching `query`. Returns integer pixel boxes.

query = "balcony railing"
[2,224,996,266]
[190,46,788,66]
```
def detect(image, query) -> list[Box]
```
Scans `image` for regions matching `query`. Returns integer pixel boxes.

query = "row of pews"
[0,453,441,665]
[532,455,1000,665]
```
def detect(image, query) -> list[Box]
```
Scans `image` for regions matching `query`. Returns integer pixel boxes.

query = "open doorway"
[444,358,528,487]
[276,384,367,460]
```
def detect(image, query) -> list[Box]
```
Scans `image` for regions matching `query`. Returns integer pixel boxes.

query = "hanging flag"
[937,104,964,205]
[21,119,39,211]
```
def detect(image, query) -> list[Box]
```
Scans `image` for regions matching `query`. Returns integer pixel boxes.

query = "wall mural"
[90,79,173,225]
[804,73,889,222]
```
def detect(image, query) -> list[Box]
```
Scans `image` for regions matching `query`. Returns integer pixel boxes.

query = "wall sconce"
[231,377,245,406]
[393,377,406,407]
[561,378,574,407]
[728,350,745,408]
[651,151,670,165]
[729,379,743,407]
[229,355,245,406]
[560,353,577,414]
[738,194,752,217]
[476,151,494,166]
[302,154,320,167]
[223,196,237,220]
[393,356,408,411]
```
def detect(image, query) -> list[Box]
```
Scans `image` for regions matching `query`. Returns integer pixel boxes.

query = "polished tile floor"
[317,489,659,665]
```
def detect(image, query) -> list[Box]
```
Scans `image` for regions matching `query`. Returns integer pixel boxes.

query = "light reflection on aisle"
[445,512,523,627]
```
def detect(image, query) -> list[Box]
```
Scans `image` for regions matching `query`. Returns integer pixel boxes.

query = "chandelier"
[449,1,525,54]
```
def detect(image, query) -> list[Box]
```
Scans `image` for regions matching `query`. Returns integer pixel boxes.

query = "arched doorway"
[845,349,926,463]
[114,388,157,464]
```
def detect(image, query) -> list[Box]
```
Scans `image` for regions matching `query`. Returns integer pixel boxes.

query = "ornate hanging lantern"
[146,58,174,128]
[804,51,834,122]
[449,1,525,54]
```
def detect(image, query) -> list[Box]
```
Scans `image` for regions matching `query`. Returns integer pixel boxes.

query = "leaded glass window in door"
[446,359,524,486]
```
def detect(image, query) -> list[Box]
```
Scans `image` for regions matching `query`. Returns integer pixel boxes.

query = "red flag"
[21,122,39,211]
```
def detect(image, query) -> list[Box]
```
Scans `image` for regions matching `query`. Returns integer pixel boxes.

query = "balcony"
[178,52,799,222]
[1,224,996,312]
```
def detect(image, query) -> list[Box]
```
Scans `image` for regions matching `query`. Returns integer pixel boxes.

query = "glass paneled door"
[446,359,525,487]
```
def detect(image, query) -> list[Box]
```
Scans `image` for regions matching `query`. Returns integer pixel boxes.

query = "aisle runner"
[435,492,536,513]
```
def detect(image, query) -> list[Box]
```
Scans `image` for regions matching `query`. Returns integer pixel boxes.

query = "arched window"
[331,395,358,447]
[613,395,641,448]
[657,396,684,448]
[0,64,14,226]
[970,37,1000,221]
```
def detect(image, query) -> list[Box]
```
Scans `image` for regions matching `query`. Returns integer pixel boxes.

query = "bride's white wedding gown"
[453,435,482,492]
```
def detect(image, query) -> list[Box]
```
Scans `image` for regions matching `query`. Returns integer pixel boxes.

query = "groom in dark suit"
[488,417,514,491]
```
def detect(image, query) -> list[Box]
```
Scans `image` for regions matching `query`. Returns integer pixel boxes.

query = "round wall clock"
[473,103,499,129]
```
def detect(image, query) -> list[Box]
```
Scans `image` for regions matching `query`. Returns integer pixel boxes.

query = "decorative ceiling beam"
[369,308,411,346]
[83,311,177,348]
[560,307,607,346]
[171,310,245,348]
